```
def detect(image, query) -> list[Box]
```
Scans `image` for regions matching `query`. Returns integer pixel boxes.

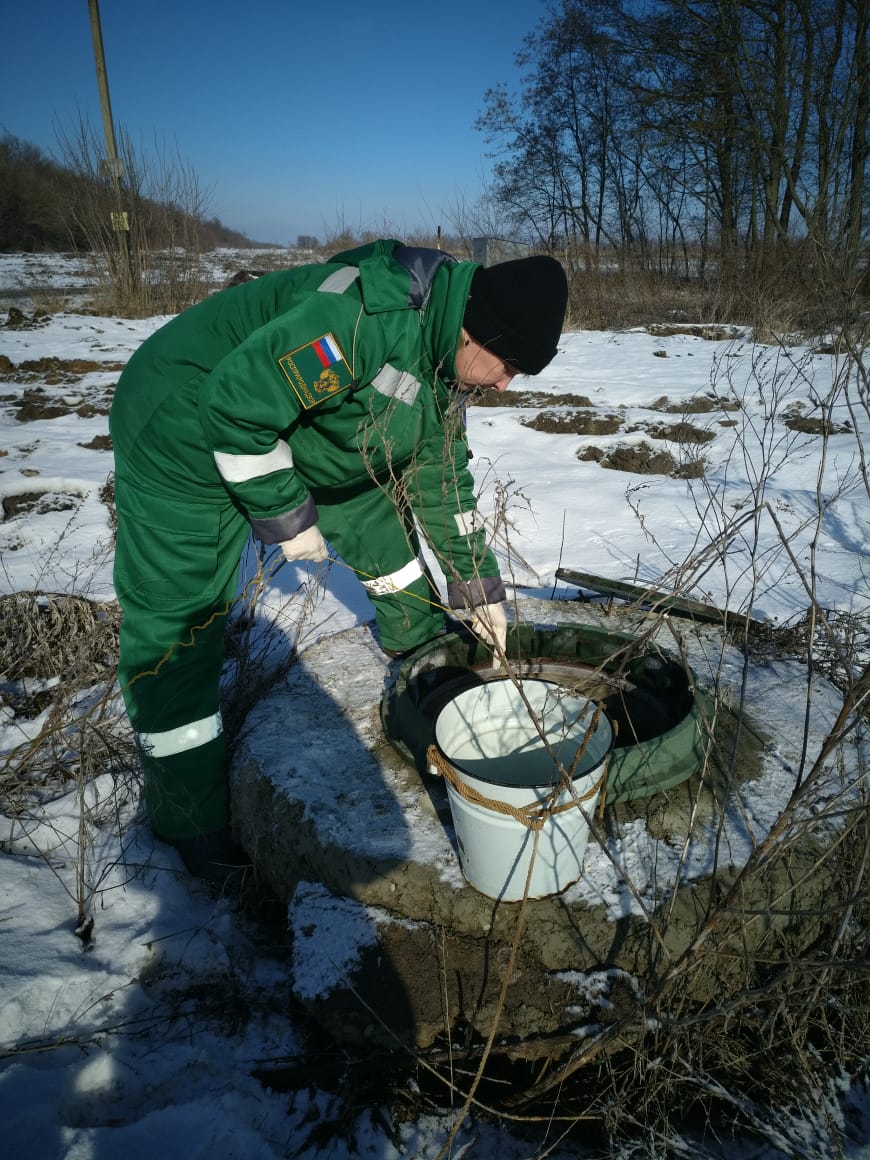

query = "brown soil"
[522,409,623,435]
[0,356,125,380]
[599,444,678,474]
[2,490,80,521]
[649,394,741,414]
[577,442,707,478]
[11,387,112,422]
[471,389,594,409]
[79,433,113,451]
[640,421,716,444]
[3,308,50,330]
[784,415,851,435]
[463,387,735,480]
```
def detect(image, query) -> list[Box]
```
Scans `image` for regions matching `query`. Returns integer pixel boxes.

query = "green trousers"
[114,473,443,841]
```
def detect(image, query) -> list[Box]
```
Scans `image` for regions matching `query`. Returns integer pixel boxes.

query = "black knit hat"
[463,255,568,375]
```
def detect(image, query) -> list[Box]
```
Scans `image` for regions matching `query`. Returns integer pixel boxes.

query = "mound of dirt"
[649,394,741,414]
[1,489,80,521]
[471,389,594,409]
[578,441,706,478]
[641,421,716,444]
[522,409,623,435]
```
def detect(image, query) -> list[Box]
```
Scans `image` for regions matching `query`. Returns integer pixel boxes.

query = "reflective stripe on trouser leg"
[312,484,445,653]
[360,557,424,597]
[137,713,223,758]
[135,713,229,842]
[360,558,443,653]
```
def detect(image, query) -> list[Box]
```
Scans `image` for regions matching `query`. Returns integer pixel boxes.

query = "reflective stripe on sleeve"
[213,440,293,484]
[137,713,223,758]
[318,268,361,294]
[371,364,421,405]
[360,557,424,597]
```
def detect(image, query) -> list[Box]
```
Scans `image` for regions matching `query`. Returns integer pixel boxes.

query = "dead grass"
[0,590,120,682]
[0,591,128,813]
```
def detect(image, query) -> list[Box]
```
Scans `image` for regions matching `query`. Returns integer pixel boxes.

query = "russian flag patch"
[311,333,343,368]
[278,332,354,409]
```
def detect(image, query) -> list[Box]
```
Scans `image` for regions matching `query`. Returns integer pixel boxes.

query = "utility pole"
[87,0,134,300]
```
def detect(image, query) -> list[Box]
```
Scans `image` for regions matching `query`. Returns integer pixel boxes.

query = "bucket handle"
[426,745,606,831]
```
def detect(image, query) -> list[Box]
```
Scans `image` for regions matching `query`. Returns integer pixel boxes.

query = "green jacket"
[110,239,504,609]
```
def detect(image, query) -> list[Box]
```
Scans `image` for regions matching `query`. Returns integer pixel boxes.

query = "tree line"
[0,132,256,254]
[478,0,868,313]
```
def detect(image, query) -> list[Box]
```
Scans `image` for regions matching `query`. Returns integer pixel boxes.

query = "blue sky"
[2,0,548,245]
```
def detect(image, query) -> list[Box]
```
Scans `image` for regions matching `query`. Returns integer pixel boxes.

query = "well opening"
[382,621,712,802]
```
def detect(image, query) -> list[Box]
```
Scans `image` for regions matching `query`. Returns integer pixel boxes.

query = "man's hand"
[279,525,329,563]
[470,601,508,662]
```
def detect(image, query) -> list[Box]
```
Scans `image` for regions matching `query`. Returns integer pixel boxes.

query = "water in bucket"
[433,679,613,901]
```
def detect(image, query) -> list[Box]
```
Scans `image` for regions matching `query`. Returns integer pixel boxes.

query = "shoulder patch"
[278,333,353,409]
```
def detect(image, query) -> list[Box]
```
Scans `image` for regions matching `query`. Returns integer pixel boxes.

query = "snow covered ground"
[0,252,867,1158]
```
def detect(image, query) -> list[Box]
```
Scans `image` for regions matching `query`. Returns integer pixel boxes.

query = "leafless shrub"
[0,589,138,937]
[56,118,215,317]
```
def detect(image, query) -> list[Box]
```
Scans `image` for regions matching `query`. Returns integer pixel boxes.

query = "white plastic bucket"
[432,679,613,901]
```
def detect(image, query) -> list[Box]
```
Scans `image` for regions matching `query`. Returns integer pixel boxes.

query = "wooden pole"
[87,0,120,179]
[87,0,134,301]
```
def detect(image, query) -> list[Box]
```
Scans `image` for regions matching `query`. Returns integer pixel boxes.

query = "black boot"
[167,826,253,891]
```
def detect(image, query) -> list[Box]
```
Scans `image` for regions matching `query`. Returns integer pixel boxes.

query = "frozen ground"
[0,252,867,1158]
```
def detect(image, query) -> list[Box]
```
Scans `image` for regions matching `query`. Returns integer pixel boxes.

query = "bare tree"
[475,0,868,316]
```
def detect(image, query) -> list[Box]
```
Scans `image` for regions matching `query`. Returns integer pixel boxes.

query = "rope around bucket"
[426,744,607,831]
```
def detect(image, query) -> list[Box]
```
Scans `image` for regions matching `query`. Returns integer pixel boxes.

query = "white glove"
[279,525,329,563]
[470,601,508,661]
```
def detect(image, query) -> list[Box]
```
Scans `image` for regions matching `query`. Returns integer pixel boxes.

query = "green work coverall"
[110,240,505,841]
